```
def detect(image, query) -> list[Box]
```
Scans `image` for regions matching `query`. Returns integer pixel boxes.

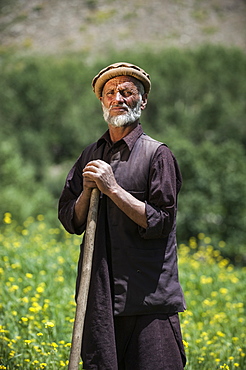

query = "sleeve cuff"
[138,202,164,239]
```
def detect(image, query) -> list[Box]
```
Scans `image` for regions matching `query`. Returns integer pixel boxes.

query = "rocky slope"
[0,0,246,56]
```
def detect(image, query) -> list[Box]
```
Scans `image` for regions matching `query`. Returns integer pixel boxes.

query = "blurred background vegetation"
[1,45,246,263]
[0,0,246,264]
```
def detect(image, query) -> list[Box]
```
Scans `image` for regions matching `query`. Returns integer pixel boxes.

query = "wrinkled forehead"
[103,76,141,92]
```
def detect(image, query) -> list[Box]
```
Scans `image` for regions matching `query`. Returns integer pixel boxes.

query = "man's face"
[100,76,147,127]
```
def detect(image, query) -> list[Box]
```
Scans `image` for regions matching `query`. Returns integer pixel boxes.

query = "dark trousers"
[114,313,186,370]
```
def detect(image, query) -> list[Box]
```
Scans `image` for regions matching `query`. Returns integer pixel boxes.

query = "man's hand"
[74,160,117,229]
[83,160,118,195]
[81,159,147,229]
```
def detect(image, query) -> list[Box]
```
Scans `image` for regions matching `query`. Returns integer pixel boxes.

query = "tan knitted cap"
[92,62,151,99]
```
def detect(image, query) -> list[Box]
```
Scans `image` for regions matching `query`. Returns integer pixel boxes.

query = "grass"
[0,213,245,369]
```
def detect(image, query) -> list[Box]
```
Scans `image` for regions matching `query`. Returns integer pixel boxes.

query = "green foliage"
[0,218,246,369]
[0,45,246,262]
[175,138,246,262]
[0,139,54,223]
[0,215,81,369]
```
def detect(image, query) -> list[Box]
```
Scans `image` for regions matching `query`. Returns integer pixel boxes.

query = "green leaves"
[1,45,246,261]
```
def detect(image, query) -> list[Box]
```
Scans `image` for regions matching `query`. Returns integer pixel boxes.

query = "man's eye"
[123,91,132,97]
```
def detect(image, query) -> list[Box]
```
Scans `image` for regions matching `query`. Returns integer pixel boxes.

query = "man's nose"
[115,91,124,102]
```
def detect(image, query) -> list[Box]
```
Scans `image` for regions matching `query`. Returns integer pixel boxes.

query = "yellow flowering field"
[0,213,245,370]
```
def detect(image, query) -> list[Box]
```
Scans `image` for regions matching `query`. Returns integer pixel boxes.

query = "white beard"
[102,96,142,127]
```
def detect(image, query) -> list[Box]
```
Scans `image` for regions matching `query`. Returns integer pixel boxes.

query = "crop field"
[0,213,245,369]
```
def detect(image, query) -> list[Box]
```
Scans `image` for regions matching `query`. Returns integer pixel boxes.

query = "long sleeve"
[139,145,182,239]
[58,157,86,235]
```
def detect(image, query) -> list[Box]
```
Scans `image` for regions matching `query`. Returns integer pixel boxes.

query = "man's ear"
[141,93,148,110]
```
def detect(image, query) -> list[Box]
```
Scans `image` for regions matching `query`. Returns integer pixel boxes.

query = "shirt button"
[137,269,141,273]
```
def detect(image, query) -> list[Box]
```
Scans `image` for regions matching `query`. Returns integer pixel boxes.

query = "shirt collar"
[97,123,143,151]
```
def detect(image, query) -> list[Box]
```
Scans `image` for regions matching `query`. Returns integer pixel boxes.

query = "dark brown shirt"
[58,124,185,315]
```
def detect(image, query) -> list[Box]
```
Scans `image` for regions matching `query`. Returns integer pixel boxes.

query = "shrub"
[1,45,246,261]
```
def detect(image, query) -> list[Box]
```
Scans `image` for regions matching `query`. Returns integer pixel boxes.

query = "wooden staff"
[68,188,100,370]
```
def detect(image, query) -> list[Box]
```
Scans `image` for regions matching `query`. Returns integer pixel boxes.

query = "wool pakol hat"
[92,62,151,99]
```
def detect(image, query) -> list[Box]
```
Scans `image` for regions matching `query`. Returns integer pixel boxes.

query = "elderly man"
[58,62,186,370]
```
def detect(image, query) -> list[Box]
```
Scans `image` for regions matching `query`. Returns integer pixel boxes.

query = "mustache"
[109,103,129,111]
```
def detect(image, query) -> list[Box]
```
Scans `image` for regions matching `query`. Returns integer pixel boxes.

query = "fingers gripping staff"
[68,187,100,370]
[83,160,118,196]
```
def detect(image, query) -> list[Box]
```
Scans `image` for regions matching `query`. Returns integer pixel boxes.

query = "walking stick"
[68,187,100,370]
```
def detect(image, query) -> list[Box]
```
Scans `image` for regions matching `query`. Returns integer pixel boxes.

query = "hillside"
[0,0,246,57]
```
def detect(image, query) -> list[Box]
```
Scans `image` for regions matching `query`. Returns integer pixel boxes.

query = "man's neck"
[108,120,139,143]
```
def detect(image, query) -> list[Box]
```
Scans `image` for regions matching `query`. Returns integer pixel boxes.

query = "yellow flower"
[45,321,55,328]
[57,256,65,264]
[219,288,228,295]
[235,302,243,308]
[26,273,33,279]
[200,275,213,284]
[9,285,19,292]
[218,240,226,248]
[23,285,32,293]
[217,331,225,337]
[21,296,29,303]
[218,259,230,268]
[0,328,9,334]
[230,276,239,283]
[23,216,34,227]
[20,317,28,323]
[37,214,44,221]
[198,357,204,363]
[55,276,64,282]
[36,284,45,293]
[3,212,12,224]
[198,233,205,240]
[69,300,76,306]
[24,339,32,344]
[29,302,42,312]
[37,332,43,336]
